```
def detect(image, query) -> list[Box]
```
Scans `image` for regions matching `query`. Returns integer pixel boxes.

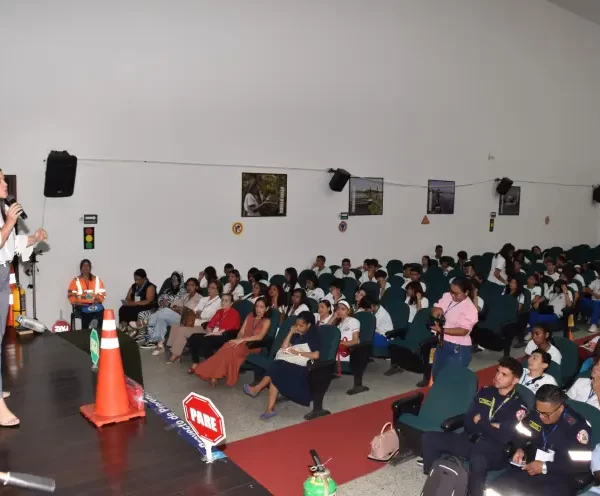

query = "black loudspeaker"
[496,177,513,196]
[329,169,351,192]
[593,186,600,203]
[44,151,77,198]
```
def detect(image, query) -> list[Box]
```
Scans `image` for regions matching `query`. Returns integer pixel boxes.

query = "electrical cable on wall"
[70,157,596,190]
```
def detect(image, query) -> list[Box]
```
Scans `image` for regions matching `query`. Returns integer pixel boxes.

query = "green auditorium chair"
[269,274,286,287]
[447,268,464,280]
[298,269,314,287]
[553,336,580,388]
[233,299,254,324]
[345,311,376,395]
[240,309,281,373]
[219,275,228,285]
[388,275,405,288]
[318,273,335,293]
[329,264,340,274]
[566,400,600,494]
[359,282,379,301]
[380,286,406,313]
[388,309,433,374]
[306,298,318,313]
[515,384,535,410]
[305,325,341,421]
[247,316,297,383]
[386,259,403,277]
[240,280,252,294]
[391,365,477,459]
[471,295,518,356]
[342,278,359,304]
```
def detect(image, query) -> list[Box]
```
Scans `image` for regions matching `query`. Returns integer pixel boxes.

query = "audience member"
[315,300,334,326]
[488,243,515,287]
[420,357,526,496]
[267,284,286,312]
[375,269,390,299]
[359,259,377,283]
[520,349,558,392]
[243,281,268,303]
[283,267,300,293]
[194,297,271,387]
[222,269,244,300]
[582,270,600,333]
[118,268,157,334]
[525,324,563,364]
[567,356,600,410]
[421,255,431,273]
[334,258,356,279]
[324,278,346,306]
[504,277,526,312]
[67,258,106,330]
[305,272,325,301]
[243,311,320,420]
[312,255,331,276]
[402,265,427,292]
[332,300,360,365]
[456,250,468,270]
[405,281,428,323]
[282,289,310,320]
[545,259,560,281]
[434,244,443,261]
[359,296,393,348]
[198,265,218,289]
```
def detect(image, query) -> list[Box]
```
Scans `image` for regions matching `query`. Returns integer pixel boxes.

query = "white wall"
[1,0,599,324]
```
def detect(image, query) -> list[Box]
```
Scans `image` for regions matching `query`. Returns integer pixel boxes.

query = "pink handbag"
[368,422,399,462]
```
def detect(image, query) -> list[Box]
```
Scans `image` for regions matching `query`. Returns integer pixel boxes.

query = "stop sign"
[182,393,226,446]
[52,319,71,333]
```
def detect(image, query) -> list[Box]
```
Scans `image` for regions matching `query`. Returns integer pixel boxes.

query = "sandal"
[259,411,277,421]
[187,365,197,374]
[243,384,258,398]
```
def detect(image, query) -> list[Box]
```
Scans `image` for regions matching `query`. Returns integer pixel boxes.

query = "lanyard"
[541,411,565,450]
[523,375,544,387]
[489,390,515,420]
[588,385,596,402]
[134,282,147,297]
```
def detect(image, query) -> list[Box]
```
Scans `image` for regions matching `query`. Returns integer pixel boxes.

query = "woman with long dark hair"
[283,267,300,293]
[487,243,515,286]
[0,170,48,426]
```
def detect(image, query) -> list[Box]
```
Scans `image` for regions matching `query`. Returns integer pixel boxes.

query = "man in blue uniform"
[420,357,528,496]
[488,384,593,496]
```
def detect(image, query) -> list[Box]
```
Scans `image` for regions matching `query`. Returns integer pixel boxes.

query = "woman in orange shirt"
[68,259,106,330]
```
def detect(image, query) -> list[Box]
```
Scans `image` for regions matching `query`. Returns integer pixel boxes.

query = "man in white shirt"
[359,259,377,284]
[401,265,427,293]
[334,258,356,279]
[520,349,558,393]
[567,356,600,410]
[434,244,443,261]
[544,259,560,281]
[312,255,331,277]
[583,273,600,333]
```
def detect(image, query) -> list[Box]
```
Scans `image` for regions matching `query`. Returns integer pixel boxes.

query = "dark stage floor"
[0,331,270,495]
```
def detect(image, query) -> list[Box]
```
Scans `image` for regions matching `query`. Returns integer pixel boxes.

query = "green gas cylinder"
[303,450,337,496]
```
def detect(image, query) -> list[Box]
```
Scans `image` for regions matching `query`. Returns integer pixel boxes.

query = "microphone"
[5,195,27,220]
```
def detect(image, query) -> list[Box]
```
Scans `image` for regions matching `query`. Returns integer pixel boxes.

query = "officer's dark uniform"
[488,406,592,496]
[422,386,528,496]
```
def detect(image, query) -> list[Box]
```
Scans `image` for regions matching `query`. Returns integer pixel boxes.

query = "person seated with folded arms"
[358,296,393,348]
[281,289,310,321]
[243,311,320,419]
[525,324,563,364]
[334,258,356,279]
[545,259,560,281]
[186,293,242,373]
[282,267,301,293]
[421,255,431,274]
[312,255,331,277]
[504,277,526,313]
[456,250,468,270]
[267,284,286,313]
[118,269,157,335]
[489,385,592,496]
[520,349,558,392]
[165,280,222,363]
[142,277,202,353]
[198,266,218,289]
[582,268,600,334]
[324,278,346,306]
[314,300,334,326]
[304,272,325,301]
[375,270,390,299]
[567,356,600,410]
[402,264,427,293]
[68,258,106,330]
[243,281,268,303]
[359,259,377,283]
[222,269,244,300]
[194,297,271,387]
[331,300,360,366]
[404,281,429,323]
[420,357,527,496]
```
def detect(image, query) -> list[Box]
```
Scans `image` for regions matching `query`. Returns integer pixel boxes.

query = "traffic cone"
[80,309,145,427]
[567,314,575,341]
[6,264,16,327]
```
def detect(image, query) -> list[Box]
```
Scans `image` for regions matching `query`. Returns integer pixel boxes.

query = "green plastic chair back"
[515,384,535,410]
[270,274,286,286]
[219,275,228,285]
[404,309,433,349]
[384,302,409,331]
[386,259,403,276]
[268,309,281,337]
[342,278,359,304]
[329,265,340,274]
[269,317,297,358]
[360,282,379,301]
[566,400,600,445]
[552,337,579,386]
[355,311,376,345]
[298,269,315,288]
[232,299,254,323]
[317,325,341,361]
[318,273,335,292]
[381,286,406,310]
[306,298,318,313]
[388,275,406,288]
[447,269,465,280]
[479,295,518,334]
[240,280,252,294]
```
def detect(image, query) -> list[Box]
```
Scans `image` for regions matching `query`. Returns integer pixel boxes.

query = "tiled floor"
[141,328,592,495]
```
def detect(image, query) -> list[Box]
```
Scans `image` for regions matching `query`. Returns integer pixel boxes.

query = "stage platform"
[0,330,271,495]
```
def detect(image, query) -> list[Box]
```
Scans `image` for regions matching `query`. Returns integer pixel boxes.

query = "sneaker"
[589,325,598,334]
[140,341,158,349]
[415,458,424,467]
[151,347,164,356]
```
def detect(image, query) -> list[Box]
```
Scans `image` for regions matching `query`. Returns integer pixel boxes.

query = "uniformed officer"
[421,357,528,496]
[488,384,593,496]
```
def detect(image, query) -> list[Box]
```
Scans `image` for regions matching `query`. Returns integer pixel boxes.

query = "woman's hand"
[231,338,245,347]
[287,348,300,355]
[431,322,442,333]
[33,228,48,243]
[416,293,422,302]
[6,203,23,224]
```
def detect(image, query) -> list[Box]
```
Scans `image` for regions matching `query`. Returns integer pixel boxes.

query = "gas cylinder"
[303,450,337,496]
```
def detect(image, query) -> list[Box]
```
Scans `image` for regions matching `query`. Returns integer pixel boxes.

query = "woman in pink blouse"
[430,277,479,379]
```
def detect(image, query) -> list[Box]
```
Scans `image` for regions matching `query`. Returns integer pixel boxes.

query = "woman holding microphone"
[0,171,47,427]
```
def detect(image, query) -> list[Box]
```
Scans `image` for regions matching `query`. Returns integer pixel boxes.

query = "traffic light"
[83,227,95,249]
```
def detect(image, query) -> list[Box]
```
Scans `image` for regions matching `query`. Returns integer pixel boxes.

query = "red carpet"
[225,334,597,495]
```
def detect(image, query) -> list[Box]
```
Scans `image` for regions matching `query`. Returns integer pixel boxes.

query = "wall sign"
[232,222,244,236]
[421,216,430,225]
[338,221,348,233]
[83,214,98,224]
[339,212,349,220]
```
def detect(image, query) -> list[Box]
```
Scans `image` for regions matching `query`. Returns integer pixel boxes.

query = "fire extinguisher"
[13,285,26,319]
[303,450,337,496]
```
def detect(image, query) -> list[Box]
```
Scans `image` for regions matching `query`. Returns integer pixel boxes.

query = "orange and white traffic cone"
[6,264,16,327]
[80,309,145,427]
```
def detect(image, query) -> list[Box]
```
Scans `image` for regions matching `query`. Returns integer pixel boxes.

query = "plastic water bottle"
[15,315,47,333]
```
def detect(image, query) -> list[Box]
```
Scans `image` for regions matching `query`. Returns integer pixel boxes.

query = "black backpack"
[420,456,469,496]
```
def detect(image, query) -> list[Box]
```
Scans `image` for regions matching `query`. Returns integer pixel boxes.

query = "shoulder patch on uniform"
[528,420,542,432]
[516,408,527,422]
[565,414,577,425]
[577,430,590,445]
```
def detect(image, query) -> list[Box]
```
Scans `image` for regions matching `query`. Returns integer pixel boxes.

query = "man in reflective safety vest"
[67,259,106,330]
[488,384,592,496]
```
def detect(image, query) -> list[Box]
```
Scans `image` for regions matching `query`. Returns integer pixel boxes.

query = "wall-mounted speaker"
[593,186,600,203]
[44,151,77,198]
[496,177,513,196]
[329,169,351,192]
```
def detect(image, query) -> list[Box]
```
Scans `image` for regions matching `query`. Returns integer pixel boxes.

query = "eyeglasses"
[536,403,564,419]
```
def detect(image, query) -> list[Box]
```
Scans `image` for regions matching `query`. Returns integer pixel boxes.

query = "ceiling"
[548,0,600,25]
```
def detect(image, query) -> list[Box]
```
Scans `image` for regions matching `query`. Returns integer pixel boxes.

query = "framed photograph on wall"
[499,185,521,216]
[427,179,455,214]
[349,177,383,216]
[241,172,287,217]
